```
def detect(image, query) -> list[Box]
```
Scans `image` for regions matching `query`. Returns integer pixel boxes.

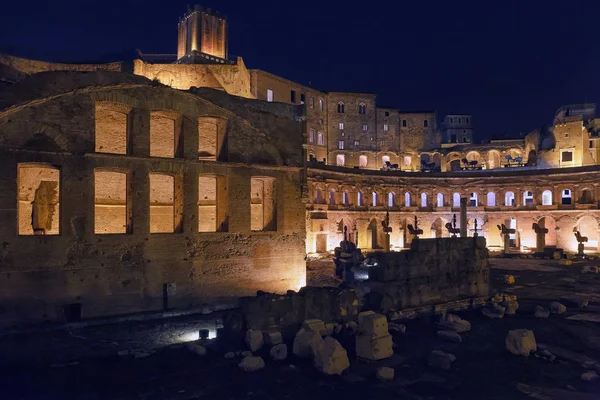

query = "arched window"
[580,189,594,204]
[358,103,366,114]
[542,190,552,206]
[316,188,323,204]
[561,189,572,205]
[437,193,444,207]
[336,154,345,166]
[404,192,411,207]
[452,193,461,207]
[357,192,364,206]
[359,155,368,167]
[372,191,379,206]
[487,192,496,207]
[469,192,478,207]
[329,189,336,205]
[505,191,515,206]
[343,190,350,205]
[523,190,534,206]
[388,192,395,207]
[421,193,428,207]
[337,102,345,113]
[382,155,390,167]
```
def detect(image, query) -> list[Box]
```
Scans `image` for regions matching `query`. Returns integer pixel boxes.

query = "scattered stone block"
[482,305,505,319]
[502,300,519,315]
[356,334,394,360]
[238,356,265,372]
[358,312,388,338]
[302,319,326,334]
[376,366,395,381]
[566,253,574,260]
[428,350,456,370]
[357,311,376,325]
[241,350,253,357]
[389,322,407,334]
[270,344,288,361]
[437,330,462,343]
[553,251,561,260]
[334,323,343,334]
[245,329,264,352]
[506,329,537,357]
[314,337,350,375]
[559,259,573,266]
[550,301,566,314]
[293,328,323,358]
[263,331,283,346]
[324,323,335,336]
[187,343,207,357]
[224,352,235,359]
[581,371,599,381]
[535,306,550,318]
[438,314,471,333]
[504,274,516,284]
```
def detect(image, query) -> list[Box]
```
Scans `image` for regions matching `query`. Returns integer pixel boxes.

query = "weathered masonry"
[0,72,306,328]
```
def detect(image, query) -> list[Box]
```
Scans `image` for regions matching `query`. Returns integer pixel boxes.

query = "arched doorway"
[368,218,385,249]
[538,217,557,247]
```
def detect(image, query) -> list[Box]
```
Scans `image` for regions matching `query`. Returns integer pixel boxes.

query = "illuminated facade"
[1,4,600,329]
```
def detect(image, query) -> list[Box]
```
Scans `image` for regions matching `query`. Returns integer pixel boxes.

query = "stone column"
[62,158,94,240]
[132,166,150,236]
[460,197,468,237]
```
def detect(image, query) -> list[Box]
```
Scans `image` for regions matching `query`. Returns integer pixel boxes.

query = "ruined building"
[1,5,600,328]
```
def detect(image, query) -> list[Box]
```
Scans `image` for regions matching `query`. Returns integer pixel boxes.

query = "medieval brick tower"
[177,5,228,63]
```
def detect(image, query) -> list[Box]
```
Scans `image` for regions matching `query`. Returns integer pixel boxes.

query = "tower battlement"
[177,4,228,62]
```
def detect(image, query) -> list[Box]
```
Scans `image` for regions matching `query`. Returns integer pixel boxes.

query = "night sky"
[2,0,600,140]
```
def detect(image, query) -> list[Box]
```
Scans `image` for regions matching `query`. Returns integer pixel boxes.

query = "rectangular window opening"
[95,102,130,154]
[198,117,225,160]
[150,173,181,233]
[94,169,130,234]
[251,177,276,232]
[18,164,60,235]
[150,111,180,158]
[267,89,274,102]
[198,175,228,232]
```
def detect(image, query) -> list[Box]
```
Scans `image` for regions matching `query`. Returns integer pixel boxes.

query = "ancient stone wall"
[0,73,306,329]
[365,237,489,312]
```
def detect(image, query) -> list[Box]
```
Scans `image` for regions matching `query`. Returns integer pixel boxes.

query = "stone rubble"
[293,327,323,359]
[313,337,350,375]
[506,329,537,357]
[535,306,550,318]
[355,311,393,360]
[238,356,266,372]
[241,350,253,357]
[389,322,407,334]
[502,300,519,315]
[302,319,326,335]
[560,298,589,308]
[549,301,566,315]
[437,314,471,333]
[437,330,462,343]
[582,265,600,274]
[482,304,506,319]
[376,366,395,381]
[581,371,599,381]
[428,350,456,370]
[224,352,235,359]
[263,331,283,346]
[504,274,516,284]
[270,344,288,361]
[245,329,264,352]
